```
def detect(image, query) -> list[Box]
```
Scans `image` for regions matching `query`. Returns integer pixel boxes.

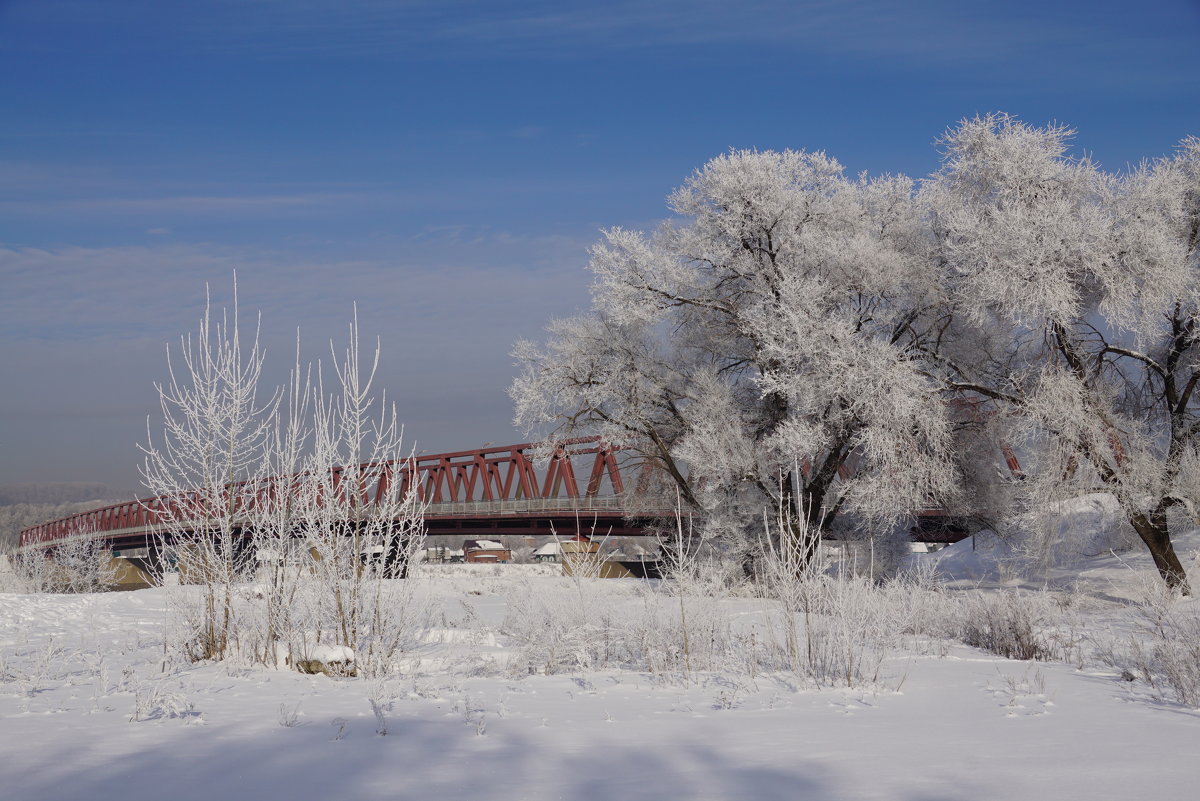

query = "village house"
[462,539,511,564]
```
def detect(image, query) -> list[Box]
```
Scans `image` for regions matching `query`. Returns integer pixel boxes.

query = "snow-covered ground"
[2,544,1198,801]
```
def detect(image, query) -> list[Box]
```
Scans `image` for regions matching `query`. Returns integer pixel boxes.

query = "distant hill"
[0,482,131,506]
[0,484,132,552]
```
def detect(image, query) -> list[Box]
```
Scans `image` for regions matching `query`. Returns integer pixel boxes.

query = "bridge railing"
[425,495,625,516]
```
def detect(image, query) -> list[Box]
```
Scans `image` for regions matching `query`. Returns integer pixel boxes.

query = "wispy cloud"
[192,0,1029,60]
[0,159,646,236]
[0,192,357,217]
[96,193,343,212]
[511,126,547,139]
[0,162,377,214]
[11,0,1195,67]
[6,0,1193,93]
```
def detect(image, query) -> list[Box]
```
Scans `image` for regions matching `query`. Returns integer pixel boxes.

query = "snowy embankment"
[3,541,1199,801]
[929,494,1200,596]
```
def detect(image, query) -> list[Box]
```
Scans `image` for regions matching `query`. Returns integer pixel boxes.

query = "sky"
[2,0,1199,491]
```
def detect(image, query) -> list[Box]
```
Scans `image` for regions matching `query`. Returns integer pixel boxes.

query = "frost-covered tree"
[513,150,958,562]
[143,287,427,670]
[285,312,427,673]
[140,283,278,659]
[924,114,1200,592]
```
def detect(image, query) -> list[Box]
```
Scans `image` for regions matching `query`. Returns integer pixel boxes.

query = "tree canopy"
[514,115,1200,591]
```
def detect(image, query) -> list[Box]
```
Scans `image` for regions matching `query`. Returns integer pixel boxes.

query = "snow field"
[2,542,1199,801]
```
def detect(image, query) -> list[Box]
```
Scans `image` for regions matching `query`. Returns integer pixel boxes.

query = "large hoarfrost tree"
[925,115,1200,592]
[513,150,958,560]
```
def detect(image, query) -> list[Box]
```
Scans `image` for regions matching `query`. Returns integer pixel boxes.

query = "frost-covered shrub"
[1153,610,1200,708]
[879,562,959,644]
[690,556,959,688]
[8,537,118,594]
[500,578,631,674]
[165,571,431,676]
[751,571,904,687]
[1098,582,1200,708]
[0,554,20,592]
[129,681,196,722]
[743,518,957,687]
[956,591,1054,661]
[657,531,743,675]
[142,293,430,674]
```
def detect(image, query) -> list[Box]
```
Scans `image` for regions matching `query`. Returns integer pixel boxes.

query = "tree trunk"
[1129,510,1191,595]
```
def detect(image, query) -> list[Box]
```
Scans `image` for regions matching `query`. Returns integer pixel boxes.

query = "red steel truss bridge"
[19,435,981,555]
[19,438,669,553]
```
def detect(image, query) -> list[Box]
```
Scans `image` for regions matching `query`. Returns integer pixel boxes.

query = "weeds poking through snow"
[11,640,67,709]
[330,717,348,741]
[455,694,487,736]
[997,664,1047,700]
[129,679,196,722]
[278,702,303,727]
[367,676,392,736]
[498,505,1099,691]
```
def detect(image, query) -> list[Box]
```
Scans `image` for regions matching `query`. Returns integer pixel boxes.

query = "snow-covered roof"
[467,539,505,551]
[534,542,562,556]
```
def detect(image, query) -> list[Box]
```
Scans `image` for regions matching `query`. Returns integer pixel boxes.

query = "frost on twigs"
[10,530,119,594]
[142,284,430,674]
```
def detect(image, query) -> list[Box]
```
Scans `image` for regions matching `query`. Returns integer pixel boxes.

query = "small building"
[462,539,511,564]
[560,534,600,557]
[533,542,562,563]
[424,545,465,563]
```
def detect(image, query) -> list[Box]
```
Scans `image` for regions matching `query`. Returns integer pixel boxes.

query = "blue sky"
[2,0,1199,489]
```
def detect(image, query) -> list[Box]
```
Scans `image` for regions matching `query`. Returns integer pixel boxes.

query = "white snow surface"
[298,643,356,664]
[3,539,1199,801]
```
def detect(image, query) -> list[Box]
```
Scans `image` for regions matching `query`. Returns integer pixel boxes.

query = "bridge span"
[18,438,668,553]
[19,436,969,555]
